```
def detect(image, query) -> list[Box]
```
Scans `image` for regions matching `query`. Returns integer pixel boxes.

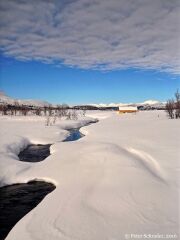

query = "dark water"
[18,129,83,163]
[18,144,51,162]
[63,128,84,142]
[0,180,55,240]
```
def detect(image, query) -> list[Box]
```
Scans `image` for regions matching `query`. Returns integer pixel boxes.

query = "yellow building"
[118,106,138,114]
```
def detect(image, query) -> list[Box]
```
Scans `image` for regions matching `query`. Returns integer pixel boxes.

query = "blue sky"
[0,55,179,104]
[0,0,180,104]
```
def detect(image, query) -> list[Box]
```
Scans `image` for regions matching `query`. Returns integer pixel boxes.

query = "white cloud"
[0,0,180,73]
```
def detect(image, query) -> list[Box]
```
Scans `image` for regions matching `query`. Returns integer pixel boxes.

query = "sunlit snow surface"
[0,111,179,240]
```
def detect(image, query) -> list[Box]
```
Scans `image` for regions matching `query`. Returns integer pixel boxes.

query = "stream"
[0,127,85,240]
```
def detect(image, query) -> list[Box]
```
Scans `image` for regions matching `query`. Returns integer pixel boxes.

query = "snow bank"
[0,111,179,239]
[0,115,96,187]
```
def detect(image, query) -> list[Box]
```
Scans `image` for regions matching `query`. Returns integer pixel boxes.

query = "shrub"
[165,89,180,119]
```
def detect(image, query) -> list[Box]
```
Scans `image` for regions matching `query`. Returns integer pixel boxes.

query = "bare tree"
[45,116,51,126]
[47,104,53,116]
[14,101,19,116]
[65,110,79,120]
[66,111,71,120]
[53,115,57,124]
[9,105,14,116]
[0,105,2,115]
[82,109,86,117]
[165,89,180,119]
[35,107,41,116]
[56,104,62,118]
[71,109,78,120]
[21,106,29,116]
[165,99,175,119]
[61,104,69,117]
[2,104,8,115]
[43,106,47,116]
[175,89,180,119]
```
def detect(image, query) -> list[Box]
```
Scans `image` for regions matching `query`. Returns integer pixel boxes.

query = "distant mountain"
[90,100,166,109]
[137,100,166,110]
[0,91,166,110]
[0,91,14,104]
[0,92,50,107]
[140,100,160,105]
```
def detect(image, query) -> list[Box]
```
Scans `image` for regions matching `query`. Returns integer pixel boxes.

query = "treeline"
[165,90,180,119]
[0,102,119,116]
[0,102,71,117]
[0,102,88,124]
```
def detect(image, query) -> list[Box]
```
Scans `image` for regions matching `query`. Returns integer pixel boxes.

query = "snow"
[140,100,160,105]
[0,111,179,239]
[0,91,50,107]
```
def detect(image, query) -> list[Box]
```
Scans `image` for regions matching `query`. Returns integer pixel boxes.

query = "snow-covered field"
[0,111,179,240]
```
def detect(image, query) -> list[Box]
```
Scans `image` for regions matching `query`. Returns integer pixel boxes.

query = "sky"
[0,0,180,104]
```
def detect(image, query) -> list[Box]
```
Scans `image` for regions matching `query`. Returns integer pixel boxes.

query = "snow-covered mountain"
[0,92,50,107]
[90,100,166,109]
[140,100,160,105]
[0,91,14,104]
[0,91,166,109]
[137,100,166,109]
